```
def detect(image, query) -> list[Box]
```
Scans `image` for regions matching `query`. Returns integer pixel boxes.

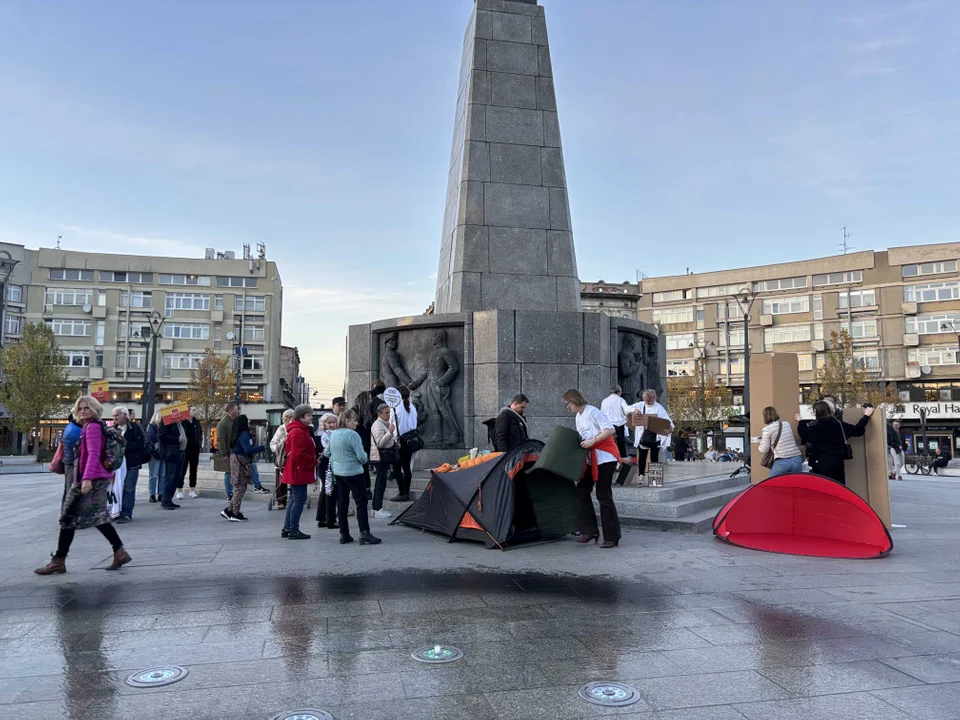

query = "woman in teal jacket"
[325,409,381,546]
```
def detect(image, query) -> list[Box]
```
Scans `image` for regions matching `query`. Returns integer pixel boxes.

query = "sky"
[1,0,958,402]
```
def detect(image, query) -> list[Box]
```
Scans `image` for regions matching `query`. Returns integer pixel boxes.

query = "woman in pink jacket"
[35,396,131,575]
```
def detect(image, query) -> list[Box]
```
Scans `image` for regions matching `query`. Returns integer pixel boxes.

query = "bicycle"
[906,453,935,476]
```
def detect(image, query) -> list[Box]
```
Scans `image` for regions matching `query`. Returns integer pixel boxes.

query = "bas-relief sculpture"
[618,332,662,403]
[378,327,464,449]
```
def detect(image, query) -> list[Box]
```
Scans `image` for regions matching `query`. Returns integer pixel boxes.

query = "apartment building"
[581,241,960,454]
[579,281,641,319]
[0,242,285,450]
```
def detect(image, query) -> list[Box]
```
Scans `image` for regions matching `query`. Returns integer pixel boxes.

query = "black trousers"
[337,474,371,536]
[637,445,660,472]
[811,455,846,485]
[577,462,621,543]
[398,446,414,496]
[55,525,122,558]
[179,448,200,488]
[614,425,628,459]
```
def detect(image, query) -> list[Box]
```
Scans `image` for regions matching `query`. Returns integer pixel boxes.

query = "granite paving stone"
[757,660,923,696]
[733,691,914,720]
[870,681,960,718]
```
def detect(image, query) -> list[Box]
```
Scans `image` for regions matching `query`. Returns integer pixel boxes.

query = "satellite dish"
[82,304,92,313]
[921,365,933,375]
[225,331,236,341]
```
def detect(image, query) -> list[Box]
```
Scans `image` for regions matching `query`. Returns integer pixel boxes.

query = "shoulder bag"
[835,417,854,460]
[638,406,659,449]
[761,422,784,469]
[400,429,424,454]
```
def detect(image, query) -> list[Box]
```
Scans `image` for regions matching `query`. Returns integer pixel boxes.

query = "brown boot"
[105,548,131,571]
[34,556,66,575]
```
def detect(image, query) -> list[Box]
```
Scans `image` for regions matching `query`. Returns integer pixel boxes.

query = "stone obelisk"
[347,0,662,468]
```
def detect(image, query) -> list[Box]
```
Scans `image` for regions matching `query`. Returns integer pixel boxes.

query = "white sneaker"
[188,490,198,498]
[374,509,392,519]
[175,491,183,500]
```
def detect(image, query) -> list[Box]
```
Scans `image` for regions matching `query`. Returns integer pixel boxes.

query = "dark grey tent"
[390,438,579,549]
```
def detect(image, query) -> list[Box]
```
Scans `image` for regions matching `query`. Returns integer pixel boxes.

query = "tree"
[817,330,900,409]
[0,323,78,458]
[666,364,734,452]
[183,350,235,449]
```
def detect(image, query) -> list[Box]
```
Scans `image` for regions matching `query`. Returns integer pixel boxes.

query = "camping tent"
[391,439,579,549]
[713,472,893,559]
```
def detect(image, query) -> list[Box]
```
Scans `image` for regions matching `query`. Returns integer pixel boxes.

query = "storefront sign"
[90,381,110,403]
[893,402,960,420]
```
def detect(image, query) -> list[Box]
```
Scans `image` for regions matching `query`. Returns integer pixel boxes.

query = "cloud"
[850,37,913,54]
[60,225,208,259]
[849,65,901,78]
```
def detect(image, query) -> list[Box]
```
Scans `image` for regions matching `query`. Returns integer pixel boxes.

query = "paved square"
[1,471,958,719]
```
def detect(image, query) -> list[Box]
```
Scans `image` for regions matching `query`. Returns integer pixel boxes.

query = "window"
[216,276,257,288]
[812,270,862,286]
[243,325,265,343]
[841,319,878,339]
[696,284,742,300]
[5,315,23,335]
[905,313,960,335]
[163,353,205,370]
[652,290,689,303]
[812,294,822,320]
[97,292,106,306]
[902,260,957,278]
[44,288,92,306]
[159,274,211,286]
[753,277,807,292]
[234,295,266,312]
[49,268,94,281]
[665,333,695,351]
[908,347,958,366]
[164,323,209,340]
[716,301,742,321]
[667,360,695,376]
[165,293,210,314]
[761,295,809,315]
[100,271,153,283]
[95,350,104,368]
[127,352,146,369]
[119,291,152,308]
[837,289,877,309]
[903,281,960,303]
[798,354,813,372]
[118,321,153,340]
[763,324,812,346]
[814,323,824,340]
[720,356,744,375]
[241,356,265,371]
[61,350,90,368]
[214,295,223,311]
[853,349,881,371]
[6,285,22,303]
[46,319,90,336]
[696,308,704,329]
[719,329,745,348]
[95,321,105,346]
[652,307,694,325]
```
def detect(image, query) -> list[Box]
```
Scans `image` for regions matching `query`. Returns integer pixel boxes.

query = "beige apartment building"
[582,242,960,453]
[0,242,285,451]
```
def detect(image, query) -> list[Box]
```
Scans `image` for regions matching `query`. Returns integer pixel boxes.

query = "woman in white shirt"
[758,406,803,478]
[564,389,622,549]
[392,386,419,502]
[631,390,674,474]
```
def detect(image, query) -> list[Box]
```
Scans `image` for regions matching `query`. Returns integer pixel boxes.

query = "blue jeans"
[252,463,262,489]
[120,466,141,519]
[159,446,181,505]
[148,457,162,496]
[768,455,803,478]
[223,471,232,498]
[283,484,307,533]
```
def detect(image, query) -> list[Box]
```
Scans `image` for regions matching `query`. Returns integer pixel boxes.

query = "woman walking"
[370,404,400,519]
[564,389,622,549]
[758,406,803,478]
[35,396,131,575]
[797,402,874,485]
[325,409,381,545]
[316,413,339,529]
[281,404,317,540]
[222,415,264,522]
[392,386,418,502]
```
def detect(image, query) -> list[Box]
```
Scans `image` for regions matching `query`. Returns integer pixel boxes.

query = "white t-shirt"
[600,393,629,427]
[576,405,617,465]
[396,403,418,436]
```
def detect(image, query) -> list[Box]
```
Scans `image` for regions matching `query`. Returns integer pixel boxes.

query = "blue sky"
[1,0,958,400]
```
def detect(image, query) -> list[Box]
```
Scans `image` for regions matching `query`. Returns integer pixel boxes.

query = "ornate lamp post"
[731,287,758,439]
[137,311,166,424]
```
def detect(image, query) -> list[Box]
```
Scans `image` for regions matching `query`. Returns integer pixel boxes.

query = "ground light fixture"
[578,681,642,707]
[124,666,189,688]
[411,644,463,663]
[269,711,335,720]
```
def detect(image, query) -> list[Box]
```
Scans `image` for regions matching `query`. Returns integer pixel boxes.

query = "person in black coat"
[796,401,875,485]
[494,394,529,452]
[352,380,386,490]
[178,412,203,496]
[932,447,952,474]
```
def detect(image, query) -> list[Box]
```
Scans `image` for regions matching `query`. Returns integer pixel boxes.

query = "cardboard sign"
[382,387,402,409]
[160,402,191,426]
[626,412,671,435]
[90,381,110,403]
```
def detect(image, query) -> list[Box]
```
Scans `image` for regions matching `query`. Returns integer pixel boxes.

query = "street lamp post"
[139,311,166,425]
[732,287,759,440]
[689,338,716,452]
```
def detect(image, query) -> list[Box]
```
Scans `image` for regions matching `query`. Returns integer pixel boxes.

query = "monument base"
[347,310,662,470]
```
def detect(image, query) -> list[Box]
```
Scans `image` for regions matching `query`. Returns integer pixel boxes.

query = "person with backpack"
[223,414,264,522]
[270,409,295,510]
[281,404,318,539]
[35,395,131,575]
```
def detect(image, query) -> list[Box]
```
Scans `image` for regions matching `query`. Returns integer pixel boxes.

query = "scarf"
[584,435,622,482]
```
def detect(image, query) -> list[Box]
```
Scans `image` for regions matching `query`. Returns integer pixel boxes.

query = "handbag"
[380,444,401,465]
[213,454,231,472]
[638,406,658,449]
[49,443,65,475]
[399,429,424,454]
[836,417,854,460]
[761,421,784,469]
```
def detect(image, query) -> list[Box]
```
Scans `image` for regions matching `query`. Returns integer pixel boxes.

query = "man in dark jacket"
[887,420,905,480]
[178,411,203,497]
[932,446,951,474]
[112,407,145,523]
[157,413,184,509]
[494,394,529,453]
[353,380,386,489]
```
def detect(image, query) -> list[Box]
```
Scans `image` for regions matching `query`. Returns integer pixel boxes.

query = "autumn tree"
[817,330,900,409]
[0,323,78,458]
[183,350,235,449]
[666,365,734,451]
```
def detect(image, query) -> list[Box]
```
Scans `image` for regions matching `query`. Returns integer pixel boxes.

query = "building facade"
[582,241,960,454]
[579,281,640,319]
[0,242,285,450]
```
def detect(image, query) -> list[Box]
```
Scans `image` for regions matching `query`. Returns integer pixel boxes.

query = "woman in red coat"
[281,404,318,539]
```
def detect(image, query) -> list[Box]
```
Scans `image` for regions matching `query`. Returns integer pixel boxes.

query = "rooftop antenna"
[257,242,266,260]
[56,235,62,250]
[242,243,252,260]
[840,226,854,327]
[840,226,854,255]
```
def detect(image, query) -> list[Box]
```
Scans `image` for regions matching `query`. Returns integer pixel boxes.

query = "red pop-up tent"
[713,472,893,559]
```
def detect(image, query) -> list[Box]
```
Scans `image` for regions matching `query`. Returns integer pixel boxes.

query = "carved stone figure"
[423,329,462,446]
[642,336,663,399]
[381,332,426,391]
[618,334,643,403]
